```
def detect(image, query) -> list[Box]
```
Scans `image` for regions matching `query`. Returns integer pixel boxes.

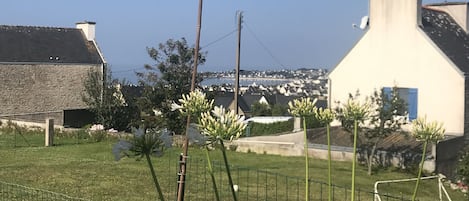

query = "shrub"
[249,119,293,136]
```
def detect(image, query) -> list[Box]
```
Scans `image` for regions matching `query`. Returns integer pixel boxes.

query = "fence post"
[45,118,54,146]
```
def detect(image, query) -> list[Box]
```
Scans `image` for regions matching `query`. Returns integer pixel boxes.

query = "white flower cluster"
[288,97,317,117]
[411,116,445,142]
[198,106,247,141]
[171,89,214,117]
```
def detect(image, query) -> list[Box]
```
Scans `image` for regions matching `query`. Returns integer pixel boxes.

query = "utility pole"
[234,11,243,115]
[177,0,203,200]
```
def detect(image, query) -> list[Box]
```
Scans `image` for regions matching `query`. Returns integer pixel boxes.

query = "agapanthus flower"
[315,107,335,125]
[198,106,246,142]
[411,116,445,142]
[341,98,370,122]
[112,128,172,161]
[288,97,317,117]
[171,89,213,118]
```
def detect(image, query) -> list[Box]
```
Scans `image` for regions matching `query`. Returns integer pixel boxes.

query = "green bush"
[249,119,293,136]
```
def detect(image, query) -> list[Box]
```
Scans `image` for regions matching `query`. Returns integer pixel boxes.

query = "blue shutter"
[408,88,418,120]
[383,87,392,95]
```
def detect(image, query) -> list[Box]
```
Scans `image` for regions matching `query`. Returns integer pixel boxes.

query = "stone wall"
[0,63,101,116]
[0,111,63,125]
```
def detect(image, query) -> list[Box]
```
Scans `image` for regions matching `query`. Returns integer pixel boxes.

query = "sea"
[201,77,291,87]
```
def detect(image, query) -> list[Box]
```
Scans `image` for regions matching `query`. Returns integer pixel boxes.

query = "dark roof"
[214,95,233,109]
[421,7,469,73]
[0,25,103,64]
[265,94,297,106]
[241,94,263,107]
[213,93,251,113]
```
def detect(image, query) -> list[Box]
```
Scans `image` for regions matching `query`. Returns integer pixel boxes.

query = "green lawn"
[0,131,465,200]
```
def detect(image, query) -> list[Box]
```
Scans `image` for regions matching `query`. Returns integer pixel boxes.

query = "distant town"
[200,68,329,99]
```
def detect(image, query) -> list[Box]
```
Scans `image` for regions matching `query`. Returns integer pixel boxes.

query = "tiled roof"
[308,126,426,153]
[421,7,469,73]
[0,25,103,64]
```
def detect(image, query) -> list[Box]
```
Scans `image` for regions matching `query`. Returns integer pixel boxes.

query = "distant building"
[0,21,105,127]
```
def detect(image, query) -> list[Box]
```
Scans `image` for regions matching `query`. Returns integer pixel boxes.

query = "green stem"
[412,140,428,201]
[327,124,332,201]
[351,120,358,201]
[205,146,220,201]
[145,153,165,201]
[220,139,238,201]
[303,117,309,201]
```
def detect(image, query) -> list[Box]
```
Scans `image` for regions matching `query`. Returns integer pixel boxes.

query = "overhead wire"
[201,28,237,48]
[244,22,287,69]
[112,29,238,74]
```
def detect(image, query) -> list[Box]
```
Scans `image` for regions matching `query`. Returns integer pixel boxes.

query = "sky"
[1,0,449,81]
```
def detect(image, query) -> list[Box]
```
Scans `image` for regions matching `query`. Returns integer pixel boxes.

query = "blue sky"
[1,0,448,80]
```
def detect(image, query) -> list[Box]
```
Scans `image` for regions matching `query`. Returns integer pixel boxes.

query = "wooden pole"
[234,11,242,115]
[177,0,203,200]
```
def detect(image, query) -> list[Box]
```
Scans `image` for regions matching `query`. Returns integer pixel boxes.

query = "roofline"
[425,2,469,6]
[0,62,103,65]
[76,21,96,25]
[416,26,466,77]
[327,28,370,78]
[92,40,107,64]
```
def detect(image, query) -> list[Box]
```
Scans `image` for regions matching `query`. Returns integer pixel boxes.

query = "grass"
[0,129,465,201]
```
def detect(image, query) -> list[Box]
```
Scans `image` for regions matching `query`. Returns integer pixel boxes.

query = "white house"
[328,0,469,176]
[329,0,469,137]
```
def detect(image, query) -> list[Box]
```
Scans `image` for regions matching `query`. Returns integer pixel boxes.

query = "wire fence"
[0,126,109,149]
[0,181,89,201]
[0,128,412,200]
[160,156,411,201]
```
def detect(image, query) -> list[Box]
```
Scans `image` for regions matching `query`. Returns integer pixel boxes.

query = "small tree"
[137,38,206,134]
[363,87,407,175]
[82,68,131,130]
[271,104,288,116]
[251,102,271,116]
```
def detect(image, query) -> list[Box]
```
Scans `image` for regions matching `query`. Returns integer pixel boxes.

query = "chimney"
[76,21,96,41]
[369,0,422,30]
[426,2,469,33]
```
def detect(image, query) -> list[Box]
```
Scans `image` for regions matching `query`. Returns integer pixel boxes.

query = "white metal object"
[374,175,451,201]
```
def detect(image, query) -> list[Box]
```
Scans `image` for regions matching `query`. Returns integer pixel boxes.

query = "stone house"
[328,0,469,176]
[0,21,105,127]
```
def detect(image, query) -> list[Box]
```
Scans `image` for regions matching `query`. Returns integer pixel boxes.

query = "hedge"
[248,119,294,136]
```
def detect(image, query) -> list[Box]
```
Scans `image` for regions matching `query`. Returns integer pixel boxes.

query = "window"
[383,87,418,120]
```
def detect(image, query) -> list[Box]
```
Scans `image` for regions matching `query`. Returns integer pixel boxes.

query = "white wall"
[329,0,465,135]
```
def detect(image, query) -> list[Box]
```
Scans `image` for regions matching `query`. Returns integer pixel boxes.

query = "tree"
[271,104,288,116]
[137,38,206,134]
[82,68,134,130]
[362,87,407,175]
[251,102,271,116]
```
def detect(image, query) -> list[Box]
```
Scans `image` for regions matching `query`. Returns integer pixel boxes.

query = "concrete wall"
[0,63,100,116]
[436,135,466,178]
[329,0,465,135]
[235,140,303,156]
